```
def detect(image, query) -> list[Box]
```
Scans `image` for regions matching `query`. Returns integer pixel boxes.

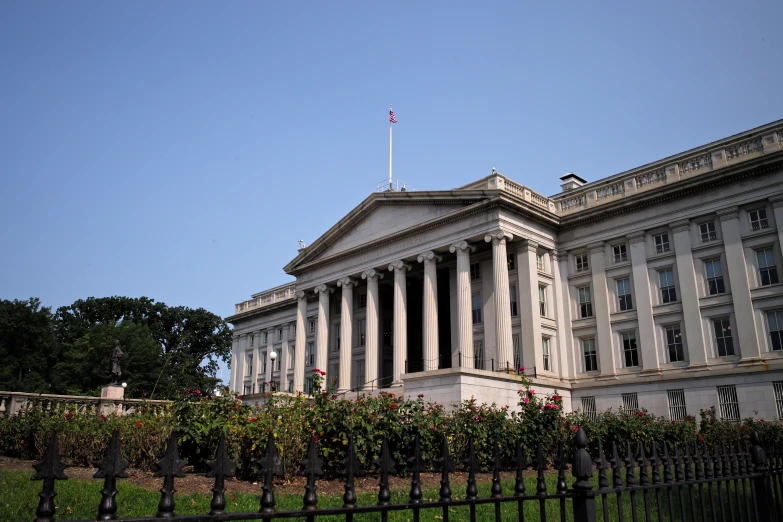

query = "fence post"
[571,427,597,522]
[750,432,772,522]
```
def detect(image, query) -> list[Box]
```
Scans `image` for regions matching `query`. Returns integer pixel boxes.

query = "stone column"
[717,207,760,361]
[279,326,290,393]
[337,278,356,391]
[265,329,274,388]
[627,231,660,373]
[314,284,332,378]
[293,291,307,394]
[670,220,708,367]
[552,250,575,379]
[417,251,442,371]
[251,333,261,393]
[517,239,542,372]
[361,269,383,390]
[389,261,410,384]
[772,197,783,254]
[588,242,616,377]
[485,230,514,371]
[449,241,475,368]
[229,337,239,391]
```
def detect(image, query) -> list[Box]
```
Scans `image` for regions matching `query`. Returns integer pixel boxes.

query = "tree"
[0,298,58,393]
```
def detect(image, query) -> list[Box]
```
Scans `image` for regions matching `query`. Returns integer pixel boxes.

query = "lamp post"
[269,351,278,391]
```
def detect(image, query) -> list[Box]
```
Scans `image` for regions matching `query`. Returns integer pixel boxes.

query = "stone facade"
[227,120,783,422]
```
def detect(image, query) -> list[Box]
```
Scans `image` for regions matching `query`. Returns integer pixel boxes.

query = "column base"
[640,368,663,376]
[737,357,765,368]
[685,363,711,373]
[597,374,619,381]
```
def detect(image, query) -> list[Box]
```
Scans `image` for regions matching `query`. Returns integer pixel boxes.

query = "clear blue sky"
[2,2,781,381]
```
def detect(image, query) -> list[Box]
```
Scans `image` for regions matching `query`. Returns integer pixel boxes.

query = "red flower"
[519,367,525,372]
[230,495,236,500]
[389,404,397,410]
[552,395,562,401]
[135,420,142,427]
[418,394,424,398]
[331,394,338,400]
[429,425,436,431]
[65,413,72,420]
[698,437,705,443]
[234,405,241,410]
[314,435,319,443]
[572,425,579,432]
[195,389,201,395]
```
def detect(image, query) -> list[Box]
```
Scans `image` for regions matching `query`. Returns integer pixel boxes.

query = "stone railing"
[555,127,783,217]
[0,391,170,417]
[234,282,297,314]
[459,174,557,213]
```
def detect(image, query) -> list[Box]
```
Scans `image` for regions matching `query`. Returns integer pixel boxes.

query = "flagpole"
[389,104,393,188]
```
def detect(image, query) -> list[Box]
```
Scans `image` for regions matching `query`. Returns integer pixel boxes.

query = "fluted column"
[314,284,332,378]
[552,250,575,379]
[361,269,383,389]
[418,251,442,371]
[588,242,616,377]
[337,277,356,391]
[670,219,708,367]
[229,337,239,392]
[627,232,659,373]
[449,241,475,368]
[279,326,290,393]
[389,261,410,384]
[485,230,514,371]
[517,239,542,372]
[293,291,308,393]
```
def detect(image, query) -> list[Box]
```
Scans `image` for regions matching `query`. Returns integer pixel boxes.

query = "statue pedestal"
[100,385,125,416]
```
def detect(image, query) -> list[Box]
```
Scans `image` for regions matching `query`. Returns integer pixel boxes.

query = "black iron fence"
[30,428,783,522]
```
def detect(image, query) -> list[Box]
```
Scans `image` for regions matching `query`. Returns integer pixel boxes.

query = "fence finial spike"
[406,433,423,504]
[436,435,453,502]
[298,435,322,511]
[491,442,503,498]
[206,433,235,516]
[596,439,609,489]
[375,436,396,506]
[94,429,129,520]
[259,432,281,514]
[463,438,480,500]
[154,430,185,518]
[341,435,364,508]
[32,431,69,522]
[514,438,527,497]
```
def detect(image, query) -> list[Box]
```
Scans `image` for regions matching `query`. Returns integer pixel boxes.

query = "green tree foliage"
[0,298,58,393]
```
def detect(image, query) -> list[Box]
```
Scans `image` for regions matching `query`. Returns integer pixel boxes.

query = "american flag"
[389,109,397,124]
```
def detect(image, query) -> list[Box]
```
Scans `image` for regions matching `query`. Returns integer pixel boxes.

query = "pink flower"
[418,394,424,398]
[519,367,525,372]
[474,415,480,421]
[523,398,529,404]
[429,425,437,431]
[195,389,201,395]
[572,425,579,432]
[331,394,338,400]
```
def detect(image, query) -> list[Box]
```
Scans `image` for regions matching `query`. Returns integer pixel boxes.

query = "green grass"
[0,468,759,522]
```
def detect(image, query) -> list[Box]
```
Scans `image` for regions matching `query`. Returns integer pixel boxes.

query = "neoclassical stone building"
[227,119,783,422]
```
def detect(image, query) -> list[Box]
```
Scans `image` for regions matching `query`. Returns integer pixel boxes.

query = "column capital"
[716,206,740,222]
[337,277,357,288]
[770,195,783,208]
[417,251,442,263]
[313,284,333,294]
[520,239,539,252]
[449,241,476,254]
[626,231,646,244]
[295,290,308,300]
[388,260,412,272]
[484,229,513,245]
[587,241,604,254]
[669,219,690,233]
[361,269,384,280]
[552,249,569,262]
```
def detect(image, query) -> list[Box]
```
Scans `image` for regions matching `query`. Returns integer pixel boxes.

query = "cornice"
[669,219,690,234]
[587,241,604,254]
[520,239,539,252]
[626,231,646,244]
[716,206,740,222]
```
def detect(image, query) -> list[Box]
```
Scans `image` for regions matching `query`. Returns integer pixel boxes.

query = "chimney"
[559,172,587,192]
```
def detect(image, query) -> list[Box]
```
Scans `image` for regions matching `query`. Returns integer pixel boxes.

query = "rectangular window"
[538,286,547,316]
[470,262,481,281]
[306,342,315,365]
[617,278,633,311]
[666,326,685,362]
[583,338,598,372]
[291,324,296,340]
[767,310,783,351]
[278,328,283,341]
[287,381,294,393]
[667,389,687,421]
[263,331,268,344]
[613,244,628,263]
[714,319,734,356]
[749,208,769,230]
[509,286,518,317]
[513,335,521,370]
[654,233,670,254]
[358,319,366,347]
[243,384,251,395]
[309,320,316,335]
[578,287,593,318]
[304,377,314,395]
[717,385,740,422]
[705,259,726,295]
[288,346,294,369]
[757,248,779,286]
[575,254,589,273]
[622,392,639,412]
[536,253,544,271]
[261,352,267,373]
[622,332,639,367]
[774,382,783,420]
[352,359,365,389]
[359,293,367,308]
[700,222,717,243]
[474,341,485,370]
[246,354,253,376]
[274,354,280,371]
[507,253,516,271]
[250,334,255,347]
[336,324,341,351]
[581,396,597,422]
[542,337,550,371]
[659,269,677,303]
[471,294,482,324]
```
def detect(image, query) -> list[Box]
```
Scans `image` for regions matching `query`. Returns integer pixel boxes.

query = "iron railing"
[29,428,783,522]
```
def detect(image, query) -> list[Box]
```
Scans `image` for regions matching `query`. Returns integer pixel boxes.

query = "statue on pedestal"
[110,340,123,385]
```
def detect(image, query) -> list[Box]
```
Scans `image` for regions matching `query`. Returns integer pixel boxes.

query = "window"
[288,346,294,369]
[538,286,547,316]
[470,262,481,281]
[774,382,783,420]
[274,354,280,371]
[471,294,482,324]
[713,319,734,356]
[352,360,365,389]
[358,319,366,347]
[474,341,484,370]
[291,324,296,340]
[717,385,740,422]
[767,310,783,351]
[509,286,518,317]
[278,328,283,341]
[582,338,598,372]
[336,324,341,351]
[250,334,254,347]
[654,233,670,254]
[700,222,717,243]
[507,253,516,271]
[263,331,268,344]
[536,253,544,271]
[621,393,639,412]
[542,337,550,371]
[617,278,633,311]
[705,259,725,295]
[757,248,779,286]
[287,381,294,393]
[666,326,685,362]
[306,342,315,365]
[513,335,521,369]
[246,354,253,376]
[575,254,589,273]
[613,244,628,263]
[359,293,367,308]
[243,384,251,395]
[622,332,639,367]
[578,287,593,318]
[659,269,677,303]
[581,396,597,422]
[309,320,316,335]
[304,377,314,395]
[749,208,769,230]
[261,352,267,373]
[667,389,687,421]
